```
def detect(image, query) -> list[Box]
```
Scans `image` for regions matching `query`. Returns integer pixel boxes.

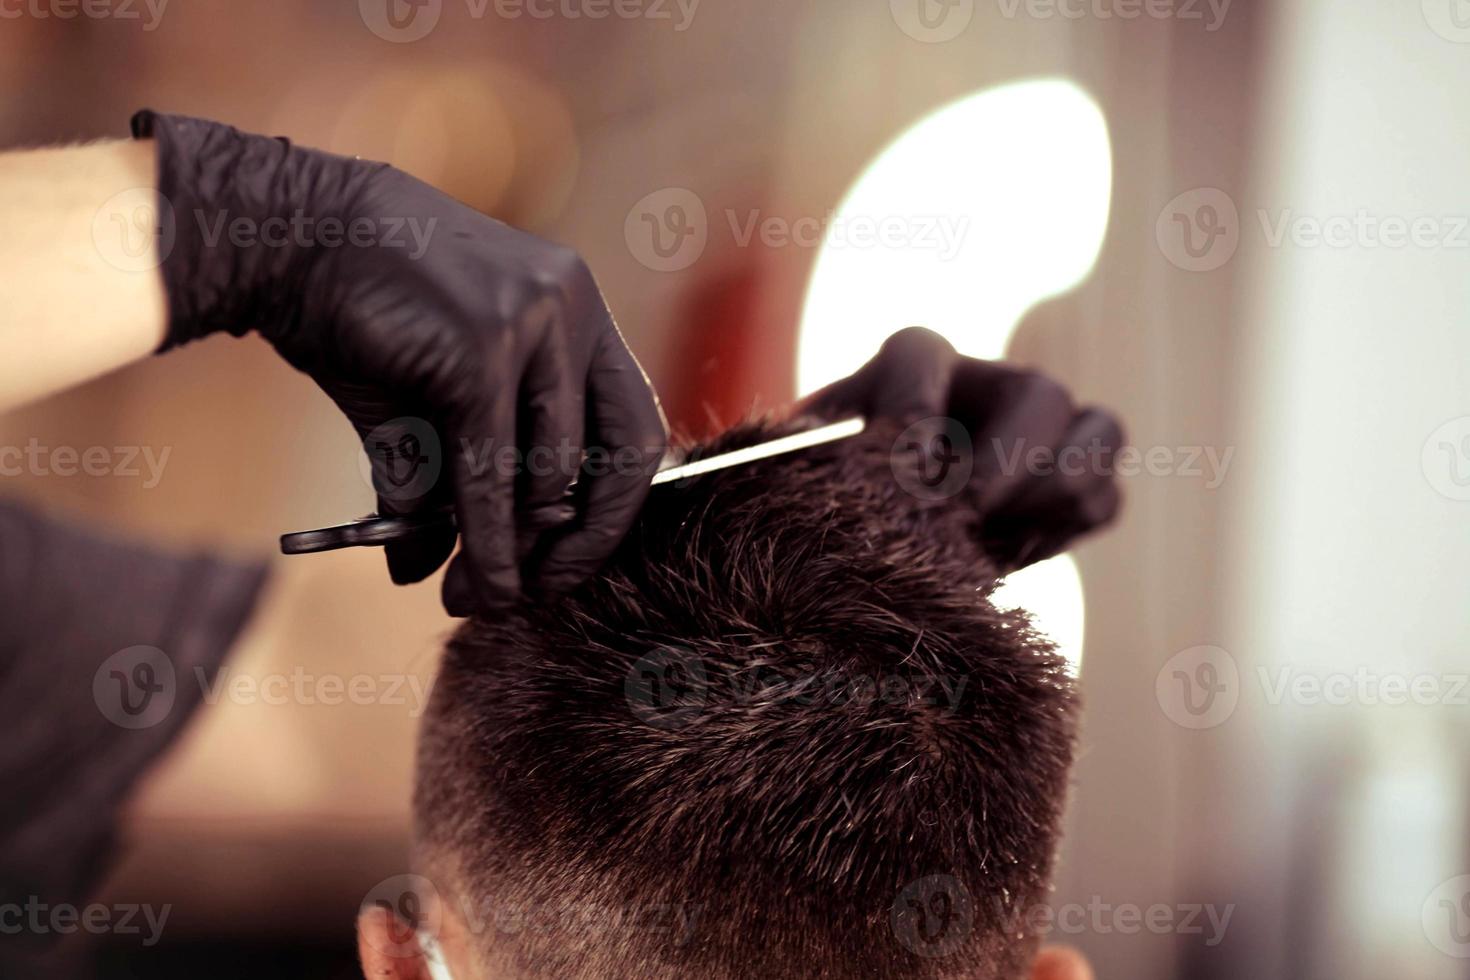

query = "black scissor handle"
[279,510,455,555]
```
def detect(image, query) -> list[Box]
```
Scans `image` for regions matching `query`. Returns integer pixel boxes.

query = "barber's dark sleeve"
[0,500,268,959]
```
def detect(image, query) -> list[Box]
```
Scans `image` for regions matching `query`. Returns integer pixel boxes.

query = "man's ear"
[1030,946,1095,980]
[357,904,433,980]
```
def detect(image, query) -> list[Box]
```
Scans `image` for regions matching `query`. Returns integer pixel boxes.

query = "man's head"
[361,419,1086,980]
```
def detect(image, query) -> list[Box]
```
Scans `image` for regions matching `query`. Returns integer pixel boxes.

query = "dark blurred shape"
[0,501,266,978]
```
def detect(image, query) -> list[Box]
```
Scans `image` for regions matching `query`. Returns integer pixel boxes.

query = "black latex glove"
[803,327,1123,570]
[132,111,667,615]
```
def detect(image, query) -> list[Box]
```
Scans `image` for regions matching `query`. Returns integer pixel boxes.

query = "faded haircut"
[413,417,1079,979]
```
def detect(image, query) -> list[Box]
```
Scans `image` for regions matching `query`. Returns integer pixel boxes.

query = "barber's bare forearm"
[0,139,167,412]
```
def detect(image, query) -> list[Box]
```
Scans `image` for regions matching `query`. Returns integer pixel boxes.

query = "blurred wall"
[1210,2,1470,978]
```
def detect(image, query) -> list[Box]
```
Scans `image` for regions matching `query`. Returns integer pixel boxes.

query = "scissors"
[280,417,866,556]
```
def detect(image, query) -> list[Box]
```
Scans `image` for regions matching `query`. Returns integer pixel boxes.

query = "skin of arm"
[0,139,167,413]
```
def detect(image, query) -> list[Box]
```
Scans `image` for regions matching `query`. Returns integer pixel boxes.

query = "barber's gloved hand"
[803,327,1123,570]
[132,111,667,615]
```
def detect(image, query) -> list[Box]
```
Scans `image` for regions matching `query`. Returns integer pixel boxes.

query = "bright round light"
[797,77,1112,389]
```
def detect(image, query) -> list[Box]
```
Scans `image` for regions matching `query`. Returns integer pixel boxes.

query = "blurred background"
[3,0,1469,976]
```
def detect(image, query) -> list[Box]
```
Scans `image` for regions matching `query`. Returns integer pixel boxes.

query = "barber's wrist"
[130,109,381,353]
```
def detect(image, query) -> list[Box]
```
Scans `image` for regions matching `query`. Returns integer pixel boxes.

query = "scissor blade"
[651,416,865,486]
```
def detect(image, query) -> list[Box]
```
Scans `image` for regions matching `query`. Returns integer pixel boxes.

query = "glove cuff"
[130,110,374,353]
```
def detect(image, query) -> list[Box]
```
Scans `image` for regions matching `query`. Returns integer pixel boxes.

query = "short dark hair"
[414,417,1079,979]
